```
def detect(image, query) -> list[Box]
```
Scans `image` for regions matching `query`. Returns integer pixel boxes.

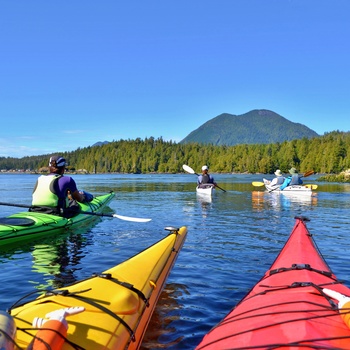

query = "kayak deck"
[196,217,350,349]
[0,192,115,245]
[9,226,187,350]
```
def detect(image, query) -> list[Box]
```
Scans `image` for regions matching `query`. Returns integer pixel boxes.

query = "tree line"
[1,131,349,175]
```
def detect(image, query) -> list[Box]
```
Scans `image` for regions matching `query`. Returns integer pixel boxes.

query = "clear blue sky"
[1,1,349,158]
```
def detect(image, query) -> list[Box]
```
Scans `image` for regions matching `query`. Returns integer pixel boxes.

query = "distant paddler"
[263,169,285,187]
[197,165,217,188]
[182,164,226,192]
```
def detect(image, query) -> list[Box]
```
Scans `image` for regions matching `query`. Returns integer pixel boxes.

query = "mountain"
[92,141,110,147]
[180,109,319,145]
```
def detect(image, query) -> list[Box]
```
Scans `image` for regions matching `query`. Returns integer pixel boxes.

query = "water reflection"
[30,232,88,289]
[196,194,213,220]
[196,193,212,204]
[252,190,318,211]
[141,283,187,350]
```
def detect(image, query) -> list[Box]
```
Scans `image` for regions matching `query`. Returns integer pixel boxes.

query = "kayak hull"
[196,217,350,349]
[10,226,187,349]
[196,184,215,196]
[263,178,313,195]
[0,192,115,246]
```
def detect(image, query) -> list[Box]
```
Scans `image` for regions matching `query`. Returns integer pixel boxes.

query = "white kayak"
[196,184,215,196]
[263,178,313,195]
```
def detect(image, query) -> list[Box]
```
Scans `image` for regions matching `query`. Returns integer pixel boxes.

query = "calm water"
[0,173,350,349]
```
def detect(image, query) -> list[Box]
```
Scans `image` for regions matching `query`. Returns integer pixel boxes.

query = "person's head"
[289,167,298,175]
[202,165,209,173]
[274,169,283,177]
[49,155,67,174]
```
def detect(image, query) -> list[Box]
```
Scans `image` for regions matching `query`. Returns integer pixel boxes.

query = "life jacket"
[31,175,68,214]
[290,174,302,185]
[201,174,210,184]
[276,176,285,185]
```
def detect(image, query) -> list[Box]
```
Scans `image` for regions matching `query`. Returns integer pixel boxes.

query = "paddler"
[267,169,285,186]
[280,167,303,190]
[30,155,94,218]
[197,165,217,188]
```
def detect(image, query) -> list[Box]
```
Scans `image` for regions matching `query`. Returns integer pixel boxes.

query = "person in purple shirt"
[30,155,93,218]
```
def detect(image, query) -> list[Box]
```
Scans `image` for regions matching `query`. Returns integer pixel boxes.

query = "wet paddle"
[0,202,151,223]
[182,164,226,192]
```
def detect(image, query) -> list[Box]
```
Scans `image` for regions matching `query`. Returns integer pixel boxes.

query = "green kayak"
[0,192,115,246]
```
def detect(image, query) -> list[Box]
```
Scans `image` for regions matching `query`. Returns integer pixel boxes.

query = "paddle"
[252,181,265,187]
[0,201,151,223]
[182,164,226,192]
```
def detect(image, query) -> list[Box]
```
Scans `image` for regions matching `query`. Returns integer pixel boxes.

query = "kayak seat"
[0,217,36,226]
[198,184,215,189]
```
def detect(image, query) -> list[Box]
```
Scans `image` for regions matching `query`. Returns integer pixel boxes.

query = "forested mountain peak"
[180,109,319,145]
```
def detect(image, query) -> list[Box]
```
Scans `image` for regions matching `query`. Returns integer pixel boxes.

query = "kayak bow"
[196,217,350,349]
[9,226,187,350]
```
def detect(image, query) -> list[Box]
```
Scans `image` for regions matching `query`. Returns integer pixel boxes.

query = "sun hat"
[274,169,283,177]
[49,155,67,168]
[289,167,298,175]
[202,165,209,171]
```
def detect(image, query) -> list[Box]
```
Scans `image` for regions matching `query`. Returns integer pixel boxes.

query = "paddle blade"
[303,170,314,178]
[182,164,195,174]
[112,214,152,222]
[252,181,265,187]
[304,184,318,190]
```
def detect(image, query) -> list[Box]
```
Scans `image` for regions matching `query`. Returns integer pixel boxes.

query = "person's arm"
[71,190,85,202]
[280,177,291,190]
[270,178,278,186]
[65,177,86,202]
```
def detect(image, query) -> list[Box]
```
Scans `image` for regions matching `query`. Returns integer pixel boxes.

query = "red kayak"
[196,216,350,349]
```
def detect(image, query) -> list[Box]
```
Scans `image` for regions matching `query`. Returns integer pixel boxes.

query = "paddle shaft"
[0,202,151,222]
[0,202,29,209]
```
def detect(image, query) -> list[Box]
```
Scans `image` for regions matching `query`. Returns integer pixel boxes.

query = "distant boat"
[263,178,314,195]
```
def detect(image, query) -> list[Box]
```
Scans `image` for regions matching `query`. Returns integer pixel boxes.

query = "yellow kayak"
[8,226,187,350]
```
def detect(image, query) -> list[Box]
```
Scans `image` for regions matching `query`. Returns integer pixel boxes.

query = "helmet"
[49,155,67,168]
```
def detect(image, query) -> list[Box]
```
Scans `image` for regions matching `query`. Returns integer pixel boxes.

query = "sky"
[1,1,349,158]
